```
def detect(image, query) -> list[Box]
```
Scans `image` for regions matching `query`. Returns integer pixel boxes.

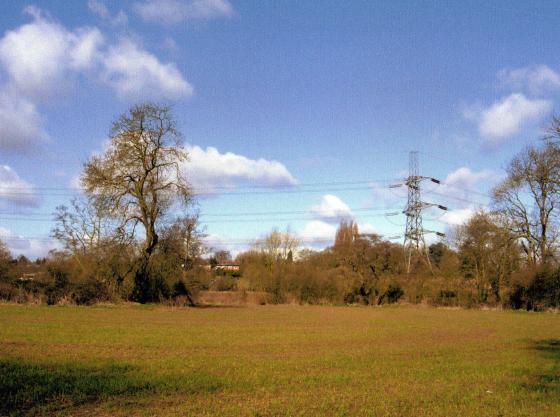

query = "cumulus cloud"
[441,208,475,226]
[0,7,191,151]
[102,39,193,100]
[0,8,104,100]
[88,0,128,26]
[0,165,39,207]
[0,8,191,101]
[0,227,57,260]
[464,93,552,145]
[300,220,337,243]
[0,90,48,152]
[427,167,499,228]
[442,167,496,191]
[433,166,497,209]
[299,220,379,249]
[185,145,297,191]
[498,64,560,95]
[134,0,233,24]
[310,194,352,222]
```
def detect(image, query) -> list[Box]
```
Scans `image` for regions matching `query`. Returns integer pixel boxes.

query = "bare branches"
[254,228,301,264]
[81,103,192,258]
[492,143,560,265]
[51,197,131,255]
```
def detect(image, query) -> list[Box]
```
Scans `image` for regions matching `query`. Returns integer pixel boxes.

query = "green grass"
[0,304,559,416]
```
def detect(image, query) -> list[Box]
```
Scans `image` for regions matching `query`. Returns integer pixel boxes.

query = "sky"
[1,0,560,258]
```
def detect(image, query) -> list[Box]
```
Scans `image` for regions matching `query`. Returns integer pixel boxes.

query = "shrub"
[210,276,237,291]
[434,289,457,307]
[73,279,111,305]
[0,281,17,301]
[378,282,404,304]
[171,280,195,306]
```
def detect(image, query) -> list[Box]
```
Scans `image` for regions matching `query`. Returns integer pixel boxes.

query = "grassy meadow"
[0,304,559,416]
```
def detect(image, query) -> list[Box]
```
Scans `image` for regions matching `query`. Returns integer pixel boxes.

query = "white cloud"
[0,8,191,102]
[433,166,497,210]
[0,9,104,100]
[298,220,379,249]
[102,39,193,100]
[311,194,352,222]
[0,165,38,207]
[0,90,48,152]
[441,208,475,226]
[300,220,337,243]
[134,0,233,24]
[498,64,560,95]
[358,222,378,236]
[0,7,192,151]
[88,0,128,26]
[185,145,297,191]
[0,227,57,260]
[465,93,552,145]
[443,167,495,190]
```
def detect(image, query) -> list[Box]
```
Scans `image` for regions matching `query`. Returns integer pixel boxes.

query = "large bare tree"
[492,144,560,265]
[81,103,191,262]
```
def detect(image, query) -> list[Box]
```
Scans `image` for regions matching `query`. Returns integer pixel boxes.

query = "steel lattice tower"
[402,151,447,274]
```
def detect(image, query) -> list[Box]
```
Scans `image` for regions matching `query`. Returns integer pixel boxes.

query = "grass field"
[0,304,559,416]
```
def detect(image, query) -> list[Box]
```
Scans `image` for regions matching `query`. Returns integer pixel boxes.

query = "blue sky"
[1,0,560,258]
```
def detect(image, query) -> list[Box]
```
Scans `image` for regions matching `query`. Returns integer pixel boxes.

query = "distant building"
[214,264,240,272]
[18,273,36,282]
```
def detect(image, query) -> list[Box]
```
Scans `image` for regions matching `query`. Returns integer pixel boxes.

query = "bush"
[210,276,237,291]
[378,282,404,304]
[73,279,111,305]
[507,268,560,310]
[131,266,171,303]
[434,289,457,307]
[0,281,17,301]
[171,280,195,306]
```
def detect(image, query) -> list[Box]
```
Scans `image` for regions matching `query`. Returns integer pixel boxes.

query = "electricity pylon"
[392,151,447,274]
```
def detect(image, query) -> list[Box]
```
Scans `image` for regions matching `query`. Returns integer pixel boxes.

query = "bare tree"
[254,228,300,264]
[52,197,128,256]
[81,103,191,260]
[452,210,520,301]
[492,144,560,265]
[0,238,11,279]
[161,213,207,270]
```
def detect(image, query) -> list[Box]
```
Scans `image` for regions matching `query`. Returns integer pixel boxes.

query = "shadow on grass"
[0,358,225,416]
[524,339,560,394]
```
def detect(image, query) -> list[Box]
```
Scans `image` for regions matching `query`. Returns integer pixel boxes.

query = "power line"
[0,205,404,219]
[0,177,400,194]
[0,212,401,224]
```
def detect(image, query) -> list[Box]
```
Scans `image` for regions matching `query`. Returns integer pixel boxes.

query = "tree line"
[1,103,560,310]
